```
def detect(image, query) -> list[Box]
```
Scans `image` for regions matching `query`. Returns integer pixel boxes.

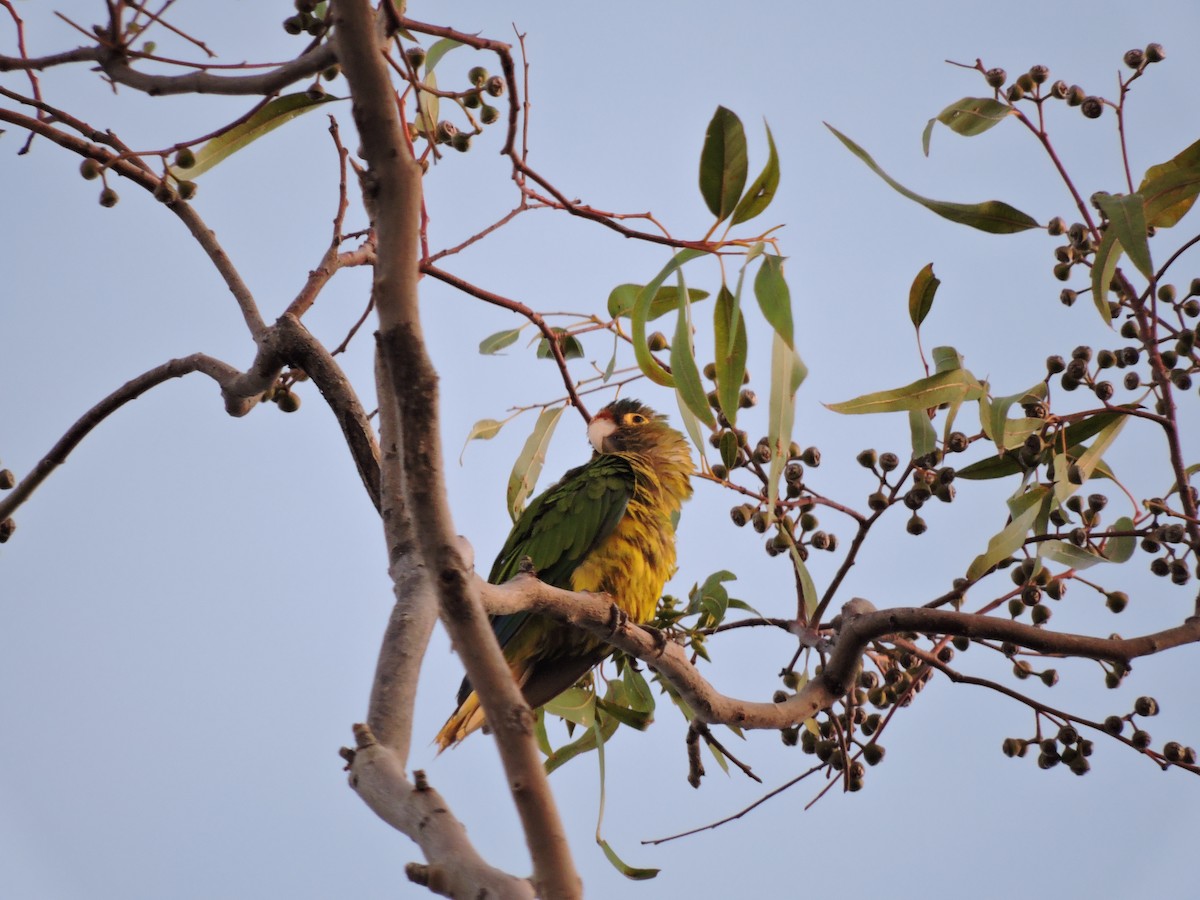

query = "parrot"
[435,397,694,749]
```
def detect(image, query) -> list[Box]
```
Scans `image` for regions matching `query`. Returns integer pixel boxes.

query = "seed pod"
[1081,97,1104,119]
[1029,65,1049,84]
[1144,43,1165,63]
[985,67,1007,88]
[878,451,899,472]
[467,66,489,86]
[485,75,505,97]
[480,103,501,125]
[1123,48,1145,69]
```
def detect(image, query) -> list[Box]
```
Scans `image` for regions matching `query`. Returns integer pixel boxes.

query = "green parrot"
[436,398,693,749]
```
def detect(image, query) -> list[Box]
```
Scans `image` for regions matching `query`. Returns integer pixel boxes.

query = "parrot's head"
[587,399,682,456]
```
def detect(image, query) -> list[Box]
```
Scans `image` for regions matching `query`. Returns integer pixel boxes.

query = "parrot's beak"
[587,410,617,453]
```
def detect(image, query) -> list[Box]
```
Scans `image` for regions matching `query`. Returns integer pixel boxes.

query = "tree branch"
[334,3,580,896]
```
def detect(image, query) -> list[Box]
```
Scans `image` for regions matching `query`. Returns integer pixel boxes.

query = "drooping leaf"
[1090,228,1120,324]
[732,121,780,225]
[506,405,566,521]
[1053,416,1126,504]
[543,708,619,775]
[1039,540,1110,570]
[958,409,1127,480]
[1095,193,1154,281]
[932,345,965,373]
[826,123,1039,234]
[417,69,439,140]
[986,382,1047,453]
[921,118,936,157]
[713,285,748,427]
[699,106,749,223]
[478,327,522,354]
[966,485,1050,580]
[754,254,794,348]
[909,409,937,459]
[422,37,462,72]
[671,269,717,428]
[767,332,806,511]
[1139,137,1200,228]
[786,542,819,620]
[592,716,658,880]
[632,250,708,387]
[622,665,656,714]
[908,263,939,329]
[169,93,337,179]
[674,391,709,463]
[694,570,736,629]
[607,284,711,320]
[459,417,504,462]
[826,368,983,415]
[543,686,596,729]
[1104,516,1136,563]
[536,328,584,360]
[932,97,1013,141]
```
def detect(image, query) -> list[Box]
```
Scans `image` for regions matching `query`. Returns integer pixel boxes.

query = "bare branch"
[0,353,240,522]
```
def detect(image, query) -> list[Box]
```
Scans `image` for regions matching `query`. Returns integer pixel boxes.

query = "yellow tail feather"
[435,691,486,751]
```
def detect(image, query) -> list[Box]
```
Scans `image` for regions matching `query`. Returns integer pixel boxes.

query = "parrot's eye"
[625,413,647,425]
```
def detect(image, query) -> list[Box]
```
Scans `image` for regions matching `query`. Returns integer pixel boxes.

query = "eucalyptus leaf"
[1096,193,1154,281]
[699,106,749,223]
[478,327,522,354]
[754,254,794,348]
[909,409,937,459]
[908,262,939,328]
[826,124,1039,234]
[827,367,983,415]
[714,284,748,427]
[506,405,566,521]
[459,418,504,463]
[732,121,780,225]
[934,97,1013,139]
[1139,137,1200,228]
[169,93,338,180]
[966,485,1049,580]
[632,250,708,387]
[607,284,710,320]
[671,269,717,428]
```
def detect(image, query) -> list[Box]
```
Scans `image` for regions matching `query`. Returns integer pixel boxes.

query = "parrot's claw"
[641,623,669,655]
[606,603,629,636]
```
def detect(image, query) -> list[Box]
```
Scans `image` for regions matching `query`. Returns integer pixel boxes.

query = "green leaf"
[543,686,596,729]
[607,284,711,320]
[417,69,439,141]
[732,121,780,225]
[933,97,1013,139]
[694,570,735,629]
[543,709,618,775]
[674,391,709,463]
[1053,416,1126,505]
[423,37,462,72]
[967,485,1050,580]
[932,346,965,373]
[767,332,807,511]
[754,255,794,347]
[909,409,937,459]
[1104,516,1136,563]
[602,333,618,382]
[671,269,717,428]
[622,666,656,714]
[1090,228,1120,324]
[827,368,983,415]
[958,409,1127,480]
[921,118,936,157]
[632,250,708,387]
[825,123,1039,234]
[478,327,522,354]
[786,541,819,620]
[699,106,749,223]
[536,328,584,360]
[908,263,939,329]
[595,696,652,731]
[985,382,1047,452]
[534,709,552,756]
[1139,137,1200,228]
[506,405,566,521]
[1095,193,1154,281]
[1039,540,1110,570]
[713,285,748,427]
[592,716,658,880]
[169,93,337,179]
[597,839,659,881]
[459,417,504,462]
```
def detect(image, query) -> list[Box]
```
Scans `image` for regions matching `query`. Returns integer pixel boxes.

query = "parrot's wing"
[453,455,634,707]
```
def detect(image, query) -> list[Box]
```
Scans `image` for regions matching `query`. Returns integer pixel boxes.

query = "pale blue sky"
[2,1,1199,897]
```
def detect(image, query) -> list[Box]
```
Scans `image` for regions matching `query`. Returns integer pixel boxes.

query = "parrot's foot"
[606,603,628,636]
[640,623,669,656]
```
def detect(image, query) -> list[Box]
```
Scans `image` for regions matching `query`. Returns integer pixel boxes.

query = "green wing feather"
[455,454,635,705]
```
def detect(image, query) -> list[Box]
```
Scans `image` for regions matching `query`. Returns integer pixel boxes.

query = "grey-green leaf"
[607,284,710,320]
[731,121,780,225]
[714,285,748,427]
[506,406,566,521]
[1139,137,1200,228]
[478,328,522,354]
[826,123,1039,234]
[754,254,794,348]
[1096,193,1154,281]
[169,93,338,180]
[908,262,939,328]
[826,368,983,415]
[699,106,749,223]
[934,97,1013,139]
